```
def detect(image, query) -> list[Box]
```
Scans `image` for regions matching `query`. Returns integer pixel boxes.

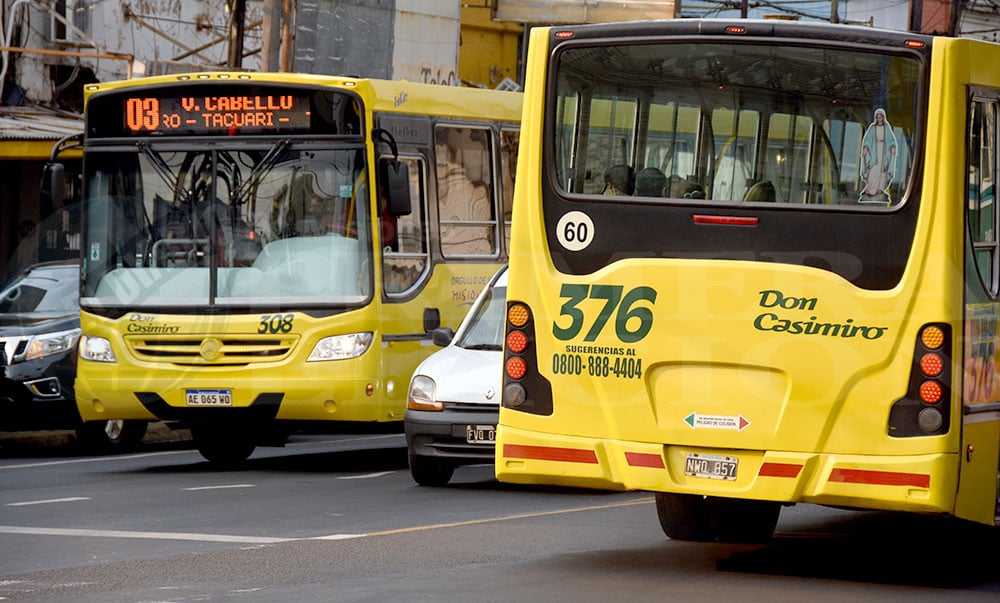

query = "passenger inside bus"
[603,164,634,195]
[743,180,776,203]
[664,175,705,199]
[634,167,667,197]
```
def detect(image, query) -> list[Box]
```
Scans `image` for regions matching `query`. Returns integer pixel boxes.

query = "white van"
[404,265,506,486]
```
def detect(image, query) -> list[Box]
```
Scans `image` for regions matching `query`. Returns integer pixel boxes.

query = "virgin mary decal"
[859,108,898,204]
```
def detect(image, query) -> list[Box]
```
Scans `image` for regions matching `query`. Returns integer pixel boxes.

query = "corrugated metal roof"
[0,106,83,142]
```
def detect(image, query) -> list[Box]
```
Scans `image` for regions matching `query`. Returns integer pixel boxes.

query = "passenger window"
[435,125,498,257]
[500,128,519,252]
[384,156,429,295]
[968,94,999,297]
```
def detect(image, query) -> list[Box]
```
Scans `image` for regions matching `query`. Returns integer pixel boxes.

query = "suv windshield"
[553,41,921,207]
[81,145,372,308]
[0,264,78,314]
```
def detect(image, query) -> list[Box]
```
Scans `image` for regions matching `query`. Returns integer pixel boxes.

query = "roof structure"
[0,106,83,160]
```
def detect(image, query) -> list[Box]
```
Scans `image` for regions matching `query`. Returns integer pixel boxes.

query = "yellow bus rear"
[497,20,1000,541]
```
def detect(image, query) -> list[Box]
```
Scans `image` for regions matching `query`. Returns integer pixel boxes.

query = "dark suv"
[0,260,147,450]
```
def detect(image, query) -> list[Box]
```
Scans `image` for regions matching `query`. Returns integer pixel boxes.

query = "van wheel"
[76,420,148,453]
[408,453,454,486]
[191,424,256,467]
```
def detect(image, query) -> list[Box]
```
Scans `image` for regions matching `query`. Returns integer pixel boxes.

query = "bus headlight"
[24,328,82,361]
[407,375,441,411]
[307,332,373,361]
[79,334,117,363]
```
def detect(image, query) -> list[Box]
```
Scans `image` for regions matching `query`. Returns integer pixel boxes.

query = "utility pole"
[948,0,963,36]
[227,0,247,69]
[261,0,282,71]
[280,0,295,72]
[830,0,839,23]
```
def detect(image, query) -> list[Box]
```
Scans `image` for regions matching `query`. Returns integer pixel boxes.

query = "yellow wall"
[459,4,523,89]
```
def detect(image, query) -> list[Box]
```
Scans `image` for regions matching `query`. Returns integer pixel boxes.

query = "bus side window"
[384,156,428,295]
[501,128,519,252]
[435,125,498,257]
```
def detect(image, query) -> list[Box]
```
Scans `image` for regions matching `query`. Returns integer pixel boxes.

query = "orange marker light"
[508,304,529,328]
[920,326,944,350]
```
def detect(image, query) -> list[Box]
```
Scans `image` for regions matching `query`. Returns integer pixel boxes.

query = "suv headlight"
[24,327,82,361]
[407,374,441,411]
[79,334,117,363]
[307,332,373,361]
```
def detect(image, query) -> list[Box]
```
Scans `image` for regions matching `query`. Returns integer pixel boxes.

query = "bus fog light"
[504,383,526,407]
[917,407,943,432]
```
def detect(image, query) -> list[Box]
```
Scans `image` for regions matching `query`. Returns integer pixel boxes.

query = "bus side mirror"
[40,162,65,209]
[431,327,454,347]
[379,159,411,217]
[423,307,441,333]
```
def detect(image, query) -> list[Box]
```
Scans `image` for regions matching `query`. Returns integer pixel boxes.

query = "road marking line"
[0,498,653,545]
[335,471,395,480]
[315,497,655,539]
[0,449,193,470]
[7,497,91,507]
[0,525,292,544]
[182,484,256,491]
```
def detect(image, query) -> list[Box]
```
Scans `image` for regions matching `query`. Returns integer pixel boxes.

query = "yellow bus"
[496,19,1000,540]
[61,72,521,464]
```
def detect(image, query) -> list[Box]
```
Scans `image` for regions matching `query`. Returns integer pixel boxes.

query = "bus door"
[957,89,1000,524]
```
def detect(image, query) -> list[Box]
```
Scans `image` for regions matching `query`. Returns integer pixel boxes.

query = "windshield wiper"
[463,344,502,351]
[234,139,290,204]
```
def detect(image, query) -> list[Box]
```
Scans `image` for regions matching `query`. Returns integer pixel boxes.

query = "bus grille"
[125,335,298,366]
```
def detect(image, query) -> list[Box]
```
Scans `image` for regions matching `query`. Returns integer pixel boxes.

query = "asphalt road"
[1,430,999,602]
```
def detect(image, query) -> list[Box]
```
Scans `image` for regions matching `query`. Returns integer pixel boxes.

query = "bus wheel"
[408,453,454,486]
[654,492,715,541]
[710,497,780,543]
[76,420,149,453]
[191,424,256,467]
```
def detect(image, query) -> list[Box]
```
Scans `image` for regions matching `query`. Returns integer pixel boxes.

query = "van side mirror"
[423,307,441,333]
[379,159,411,217]
[431,327,454,347]
[40,162,65,210]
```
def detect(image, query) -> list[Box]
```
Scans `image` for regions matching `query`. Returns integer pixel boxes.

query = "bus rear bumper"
[495,426,958,513]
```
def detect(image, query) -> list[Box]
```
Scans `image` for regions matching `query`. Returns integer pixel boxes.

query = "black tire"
[191,424,256,467]
[654,492,715,541]
[408,452,454,486]
[655,492,780,543]
[76,420,149,453]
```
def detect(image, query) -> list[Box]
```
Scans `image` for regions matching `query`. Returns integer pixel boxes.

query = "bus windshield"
[81,144,372,308]
[553,41,921,207]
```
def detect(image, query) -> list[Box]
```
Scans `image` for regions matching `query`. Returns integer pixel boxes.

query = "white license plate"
[185,389,233,406]
[684,453,738,480]
[466,424,496,444]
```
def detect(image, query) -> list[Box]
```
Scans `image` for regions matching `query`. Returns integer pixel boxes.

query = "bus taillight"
[502,301,553,415]
[888,323,952,437]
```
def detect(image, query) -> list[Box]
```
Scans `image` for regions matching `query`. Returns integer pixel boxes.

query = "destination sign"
[123,94,312,135]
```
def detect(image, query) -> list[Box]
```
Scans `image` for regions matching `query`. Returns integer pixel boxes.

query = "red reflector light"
[693,214,759,226]
[506,357,527,380]
[725,25,747,34]
[904,39,925,48]
[506,330,528,354]
[554,31,575,39]
[919,353,943,378]
[919,380,943,404]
